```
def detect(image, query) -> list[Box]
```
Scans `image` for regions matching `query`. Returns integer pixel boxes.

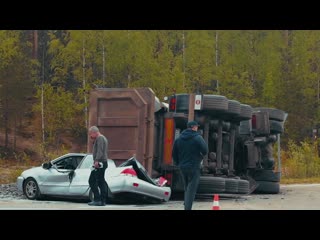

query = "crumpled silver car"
[16,153,171,203]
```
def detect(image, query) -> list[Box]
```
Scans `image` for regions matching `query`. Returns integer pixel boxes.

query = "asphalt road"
[1,184,320,210]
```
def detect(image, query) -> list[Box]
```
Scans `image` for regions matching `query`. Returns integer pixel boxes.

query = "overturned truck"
[88,88,287,195]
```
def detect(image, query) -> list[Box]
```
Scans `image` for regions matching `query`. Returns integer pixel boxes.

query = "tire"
[253,170,280,182]
[254,181,280,194]
[225,178,238,193]
[175,94,189,112]
[197,176,225,194]
[269,120,284,134]
[202,95,229,113]
[238,179,250,194]
[23,178,42,200]
[237,104,253,121]
[254,107,286,121]
[261,158,275,170]
[227,100,241,115]
[222,100,241,120]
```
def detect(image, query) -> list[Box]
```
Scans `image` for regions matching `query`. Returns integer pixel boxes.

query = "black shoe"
[88,201,102,206]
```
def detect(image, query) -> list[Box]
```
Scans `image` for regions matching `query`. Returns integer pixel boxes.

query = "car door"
[68,155,93,196]
[41,157,75,195]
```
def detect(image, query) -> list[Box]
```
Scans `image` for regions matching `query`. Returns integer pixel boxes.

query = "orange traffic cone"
[212,194,220,210]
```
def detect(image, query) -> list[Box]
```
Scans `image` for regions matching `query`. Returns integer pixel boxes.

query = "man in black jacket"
[172,120,208,210]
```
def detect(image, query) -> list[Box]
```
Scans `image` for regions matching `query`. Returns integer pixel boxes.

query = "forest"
[0,30,319,177]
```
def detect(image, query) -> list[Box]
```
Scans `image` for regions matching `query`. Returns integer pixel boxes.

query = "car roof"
[50,153,90,163]
[62,153,89,157]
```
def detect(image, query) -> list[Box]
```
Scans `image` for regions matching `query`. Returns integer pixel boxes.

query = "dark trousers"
[89,163,108,203]
[180,168,200,210]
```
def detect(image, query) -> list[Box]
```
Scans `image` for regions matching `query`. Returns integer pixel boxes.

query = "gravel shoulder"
[0,183,26,200]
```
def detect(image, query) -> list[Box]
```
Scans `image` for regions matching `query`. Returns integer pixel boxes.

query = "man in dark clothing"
[88,126,109,206]
[172,121,208,210]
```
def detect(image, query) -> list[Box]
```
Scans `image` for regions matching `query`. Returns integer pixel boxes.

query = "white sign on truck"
[194,95,202,110]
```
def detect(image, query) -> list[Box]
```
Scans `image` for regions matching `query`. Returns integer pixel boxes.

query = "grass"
[281,177,320,184]
[0,159,39,184]
[0,167,29,184]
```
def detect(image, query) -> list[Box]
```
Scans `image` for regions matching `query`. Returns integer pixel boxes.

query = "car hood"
[20,166,45,178]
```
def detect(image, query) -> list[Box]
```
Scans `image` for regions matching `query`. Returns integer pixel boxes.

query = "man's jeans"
[180,168,200,210]
[89,163,108,203]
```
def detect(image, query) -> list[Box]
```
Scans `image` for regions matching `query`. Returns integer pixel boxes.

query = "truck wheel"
[253,170,280,182]
[175,94,189,112]
[254,107,286,121]
[227,100,241,115]
[202,95,229,113]
[269,120,284,134]
[254,181,280,194]
[221,100,241,120]
[225,178,238,193]
[238,179,250,194]
[197,176,225,194]
[237,104,253,121]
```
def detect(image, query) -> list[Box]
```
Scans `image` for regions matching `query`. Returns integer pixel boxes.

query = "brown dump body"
[88,88,155,174]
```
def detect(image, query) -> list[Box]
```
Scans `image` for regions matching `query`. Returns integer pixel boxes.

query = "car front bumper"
[17,176,24,192]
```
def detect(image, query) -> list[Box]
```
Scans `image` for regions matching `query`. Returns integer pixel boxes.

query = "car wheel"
[24,178,41,200]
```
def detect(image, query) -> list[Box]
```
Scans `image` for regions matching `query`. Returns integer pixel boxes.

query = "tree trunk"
[13,114,16,151]
[4,93,8,148]
[33,30,38,59]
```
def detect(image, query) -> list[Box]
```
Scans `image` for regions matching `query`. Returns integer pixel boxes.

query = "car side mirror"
[42,162,51,170]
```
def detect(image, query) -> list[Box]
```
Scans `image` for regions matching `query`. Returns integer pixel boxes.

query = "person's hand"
[94,161,100,169]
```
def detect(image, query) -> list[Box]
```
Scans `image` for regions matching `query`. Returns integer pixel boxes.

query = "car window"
[55,158,69,169]
[79,155,93,169]
[75,156,85,168]
[55,156,85,170]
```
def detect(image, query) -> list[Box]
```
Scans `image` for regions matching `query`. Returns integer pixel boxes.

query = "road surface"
[1,184,320,210]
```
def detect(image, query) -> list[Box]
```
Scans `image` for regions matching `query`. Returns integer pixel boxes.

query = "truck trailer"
[88,87,287,195]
